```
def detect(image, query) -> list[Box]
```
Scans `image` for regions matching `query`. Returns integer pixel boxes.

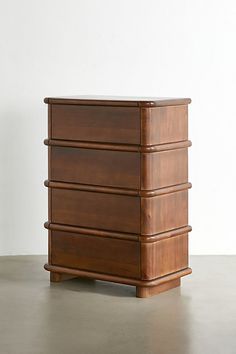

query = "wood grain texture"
[141,148,188,190]
[45,180,191,198]
[136,278,181,298]
[51,146,140,189]
[141,190,188,235]
[45,138,191,153]
[44,263,192,287]
[45,221,139,241]
[51,104,140,144]
[48,104,52,265]
[140,234,188,280]
[45,96,191,107]
[141,105,188,145]
[45,222,192,243]
[51,188,140,233]
[44,96,192,297]
[139,225,192,243]
[51,230,140,278]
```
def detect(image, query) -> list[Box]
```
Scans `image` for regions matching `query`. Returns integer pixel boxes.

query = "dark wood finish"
[51,230,140,278]
[45,180,139,196]
[51,146,140,189]
[136,278,181,298]
[44,95,192,298]
[141,148,188,190]
[48,105,52,265]
[141,105,188,145]
[51,104,140,144]
[51,188,187,235]
[45,138,191,153]
[49,143,190,197]
[141,190,188,235]
[45,221,192,244]
[44,263,192,287]
[45,221,139,241]
[140,234,188,280]
[45,95,191,107]
[45,180,191,198]
[51,189,140,233]
[139,225,192,243]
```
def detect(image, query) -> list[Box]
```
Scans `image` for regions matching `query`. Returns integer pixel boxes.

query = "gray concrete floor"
[0,256,236,354]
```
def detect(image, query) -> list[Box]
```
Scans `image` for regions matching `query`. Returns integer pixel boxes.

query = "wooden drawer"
[51,104,140,144]
[51,189,140,233]
[51,146,140,189]
[141,234,188,280]
[51,230,140,278]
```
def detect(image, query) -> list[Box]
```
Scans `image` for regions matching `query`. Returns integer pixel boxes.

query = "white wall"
[0,0,236,255]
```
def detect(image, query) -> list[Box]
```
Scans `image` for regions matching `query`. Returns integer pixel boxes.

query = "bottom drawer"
[51,231,141,279]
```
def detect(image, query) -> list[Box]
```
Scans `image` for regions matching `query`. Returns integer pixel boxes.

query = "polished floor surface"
[0,256,235,354]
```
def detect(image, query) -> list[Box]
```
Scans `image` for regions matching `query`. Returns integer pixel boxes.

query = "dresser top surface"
[44,95,191,107]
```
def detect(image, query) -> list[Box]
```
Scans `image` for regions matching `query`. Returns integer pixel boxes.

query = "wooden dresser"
[44,96,192,298]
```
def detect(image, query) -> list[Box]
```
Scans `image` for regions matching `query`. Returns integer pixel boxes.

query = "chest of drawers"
[44,96,192,297]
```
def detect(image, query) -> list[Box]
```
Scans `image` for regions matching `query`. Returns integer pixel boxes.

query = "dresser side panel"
[141,148,188,190]
[141,234,189,280]
[141,105,188,145]
[141,190,188,235]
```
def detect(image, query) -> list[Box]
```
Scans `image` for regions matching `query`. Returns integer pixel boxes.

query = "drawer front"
[141,234,188,280]
[141,148,188,190]
[141,190,188,235]
[51,231,140,278]
[51,104,140,144]
[52,189,140,233]
[51,147,140,189]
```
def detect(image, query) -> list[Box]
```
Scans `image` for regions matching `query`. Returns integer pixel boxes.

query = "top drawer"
[51,104,140,144]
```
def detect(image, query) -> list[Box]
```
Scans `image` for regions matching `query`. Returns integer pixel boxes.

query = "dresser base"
[136,278,180,298]
[44,264,191,298]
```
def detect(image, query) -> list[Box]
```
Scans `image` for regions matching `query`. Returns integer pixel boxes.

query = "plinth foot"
[50,271,78,282]
[136,278,181,298]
